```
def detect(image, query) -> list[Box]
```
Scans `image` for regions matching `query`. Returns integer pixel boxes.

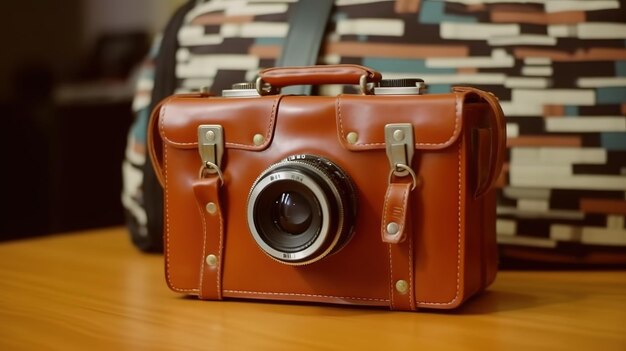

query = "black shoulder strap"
[134,0,196,252]
[276,0,334,95]
[151,0,197,105]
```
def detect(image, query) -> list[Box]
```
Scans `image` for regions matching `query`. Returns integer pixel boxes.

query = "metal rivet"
[205,202,217,214]
[346,132,358,144]
[386,222,399,235]
[253,134,265,146]
[205,254,217,268]
[205,130,216,142]
[395,280,409,295]
[393,129,405,142]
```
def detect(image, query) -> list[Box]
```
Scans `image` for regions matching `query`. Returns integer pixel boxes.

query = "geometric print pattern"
[125,0,626,265]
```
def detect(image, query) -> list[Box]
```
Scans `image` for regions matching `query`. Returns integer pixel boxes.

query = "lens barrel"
[247,155,356,265]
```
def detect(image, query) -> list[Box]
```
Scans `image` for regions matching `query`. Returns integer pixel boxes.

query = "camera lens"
[247,155,356,265]
[273,192,312,235]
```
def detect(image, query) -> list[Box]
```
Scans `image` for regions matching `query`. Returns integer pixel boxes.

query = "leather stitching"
[164,145,197,293]
[196,182,208,297]
[194,181,223,299]
[336,95,346,143]
[216,192,223,299]
[165,143,172,288]
[160,96,281,149]
[223,290,389,302]
[408,221,415,309]
[336,97,462,148]
[417,96,462,306]
[388,244,394,309]
[384,183,411,309]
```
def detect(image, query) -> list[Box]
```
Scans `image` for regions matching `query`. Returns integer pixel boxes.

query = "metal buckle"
[198,125,224,184]
[388,164,418,191]
[385,124,414,177]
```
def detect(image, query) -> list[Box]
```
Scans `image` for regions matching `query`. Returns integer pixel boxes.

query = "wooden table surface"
[0,227,624,351]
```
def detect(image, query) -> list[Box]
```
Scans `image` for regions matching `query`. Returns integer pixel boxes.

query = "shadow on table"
[229,283,581,316]
[454,289,543,315]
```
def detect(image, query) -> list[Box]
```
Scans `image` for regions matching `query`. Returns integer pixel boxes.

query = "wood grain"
[0,227,624,350]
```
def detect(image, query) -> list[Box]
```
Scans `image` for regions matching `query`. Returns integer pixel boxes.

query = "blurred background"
[0,0,184,240]
[1,0,624,269]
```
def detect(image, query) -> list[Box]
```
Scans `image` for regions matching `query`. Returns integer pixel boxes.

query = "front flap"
[337,93,463,150]
[159,95,282,150]
[159,92,464,151]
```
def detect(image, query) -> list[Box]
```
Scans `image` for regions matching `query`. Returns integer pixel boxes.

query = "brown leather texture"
[260,64,382,88]
[192,177,224,300]
[149,67,506,311]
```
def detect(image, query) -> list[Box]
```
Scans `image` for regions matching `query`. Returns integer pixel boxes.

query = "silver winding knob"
[374,78,425,95]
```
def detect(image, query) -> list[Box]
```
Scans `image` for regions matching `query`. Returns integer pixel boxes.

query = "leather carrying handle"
[258,64,382,91]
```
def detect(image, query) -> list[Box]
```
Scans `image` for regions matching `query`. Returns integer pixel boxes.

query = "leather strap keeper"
[382,182,413,244]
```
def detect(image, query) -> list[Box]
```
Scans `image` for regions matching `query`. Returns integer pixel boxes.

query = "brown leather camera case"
[148,65,506,311]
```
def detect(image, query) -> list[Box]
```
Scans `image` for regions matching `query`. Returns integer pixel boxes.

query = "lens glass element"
[272,192,312,235]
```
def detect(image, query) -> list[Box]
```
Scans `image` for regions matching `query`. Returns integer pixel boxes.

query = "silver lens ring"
[246,155,356,265]
[248,169,332,263]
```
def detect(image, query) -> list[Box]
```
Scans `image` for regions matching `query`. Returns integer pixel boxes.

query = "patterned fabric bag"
[122,0,626,267]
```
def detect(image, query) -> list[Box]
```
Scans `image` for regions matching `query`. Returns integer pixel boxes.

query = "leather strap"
[388,222,416,311]
[276,0,334,95]
[382,181,416,311]
[192,177,225,300]
[133,0,197,253]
